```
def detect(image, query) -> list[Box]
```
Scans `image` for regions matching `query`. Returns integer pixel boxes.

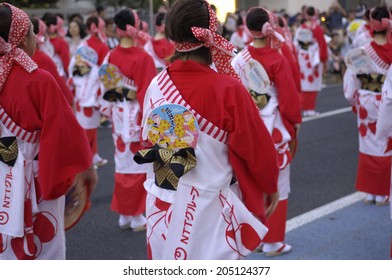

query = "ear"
[18,36,28,49]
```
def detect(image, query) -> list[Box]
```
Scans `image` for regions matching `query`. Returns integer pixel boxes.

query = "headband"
[90,17,107,43]
[115,9,151,43]
[174,1,239,79]
[0,3,37,92]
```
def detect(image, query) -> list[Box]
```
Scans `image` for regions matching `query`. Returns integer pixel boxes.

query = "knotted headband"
[115,9,151,43]
[174,0,239,79]
[49,16,66,38]
[248,8,285,49]
[90,17,108,43]
[369,8,392,44]
[0,3,37,92]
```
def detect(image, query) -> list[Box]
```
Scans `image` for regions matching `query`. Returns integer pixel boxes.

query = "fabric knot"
[0,37,12,54]
[191,27,214,48]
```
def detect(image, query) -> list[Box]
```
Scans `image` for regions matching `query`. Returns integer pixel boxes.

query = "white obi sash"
[141,70,268,260]
[0,107,65,260]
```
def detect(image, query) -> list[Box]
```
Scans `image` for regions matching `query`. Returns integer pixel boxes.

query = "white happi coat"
[344,42,392,157]
[141,70,268,260]
[376,66,392,218]
[0,107,65,260]
[294,37,323,92]
[99,66,147,174]
[69,44,101,129]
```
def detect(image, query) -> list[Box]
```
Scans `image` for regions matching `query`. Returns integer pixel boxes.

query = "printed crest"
[345,48,371,74]
[147,104,199,151]
[244,59,270,94]
[297,28,313,43]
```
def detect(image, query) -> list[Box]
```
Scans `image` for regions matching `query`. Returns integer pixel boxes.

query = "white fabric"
[343,42,392,156]
[376,66,392,219]
[144,40,166,70]
[69,44,101,129]
[142,72,268,260]
[231,48,291,169]
[0,109,65,260]
[295,43,323,92]
[278,164,291,200]
[98,55,147,174]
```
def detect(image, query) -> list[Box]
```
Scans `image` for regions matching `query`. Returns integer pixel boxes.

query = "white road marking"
[303,107,352,122]
[286,192,366,232]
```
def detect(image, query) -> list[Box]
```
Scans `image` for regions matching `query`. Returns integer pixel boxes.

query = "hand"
[77,165,98,196]
[264,192,279,218]
[294,124,301,136]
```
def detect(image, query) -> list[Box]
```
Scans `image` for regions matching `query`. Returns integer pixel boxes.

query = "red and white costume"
[99,44,156,219]
[232,43,301,248]
[0,4,92,259]
[377,65,392,217]
[294,20,328,112]
[141,61,278,260]
[344,41,392,197]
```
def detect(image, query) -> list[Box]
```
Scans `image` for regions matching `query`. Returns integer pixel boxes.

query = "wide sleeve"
[376,67,392,144]
[59,40,71,75]
[274,58,302,126]
[343,68,360,107]
[133,54,157,122]
[227,84,279,222]
[36,74,92,199]
[313,26,328,63]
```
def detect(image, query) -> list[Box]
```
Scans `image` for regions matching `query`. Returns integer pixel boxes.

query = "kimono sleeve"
[343,68,360,107]
[274,58,302,126]
[376,67,392,142]
[37,74,92,199]
[227,83,279,222]
[313,26,328,63]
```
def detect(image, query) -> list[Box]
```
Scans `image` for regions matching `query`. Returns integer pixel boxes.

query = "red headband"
[90,17,107,43]
[174,0,239,79]
[248,8,285,49]
[116,9,151,42]
[369,8,392,32]
[0,3,37,92]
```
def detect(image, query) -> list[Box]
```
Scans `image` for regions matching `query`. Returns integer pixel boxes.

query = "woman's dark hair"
[371,6,390,35]
[42,13,57,27]
[246,8,269,32]
[86,16,99,31]
[0,4,12,42]
[114,9,135,30]
[69,13,84,24]
[165,0,212,64]
[155,12,166,26]
[306,6,315,17]
[66,20,87,38]
[236,14,243,27]
[30,17,39,35]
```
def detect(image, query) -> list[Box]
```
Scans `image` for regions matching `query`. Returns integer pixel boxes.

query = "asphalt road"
[65,83,360,260]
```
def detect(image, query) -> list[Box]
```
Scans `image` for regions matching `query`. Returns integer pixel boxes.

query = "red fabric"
[32,49,73,105]
[0,3,37,92]
[86,36,110,66]
[262,199,288,243]
[152,38,175,64]
[370,41,392,64]
[302,23,328,63]
[168,60,279,222]
[84,128,98,155]
[281,43,302,94]
[248,46,302,127]
[0,65,92,199]
[109,46,157,123]
[110,173,147,215]
[356,152,391,196]
[301,91,318,110]
[49,37,70,75]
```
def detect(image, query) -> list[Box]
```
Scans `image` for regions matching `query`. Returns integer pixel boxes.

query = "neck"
[374,34,387,45]
[154,32,165,40]
[253,38,267,48]
[120,37,135,48]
